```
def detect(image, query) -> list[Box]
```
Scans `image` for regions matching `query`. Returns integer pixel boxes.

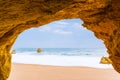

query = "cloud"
[55,21,68,25]
[39,26,72,35]
[39,27,51,32]
[72,23,87,30]
[53,29,72,35]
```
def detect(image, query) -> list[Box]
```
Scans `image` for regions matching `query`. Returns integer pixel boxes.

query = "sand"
[8,63,120,80]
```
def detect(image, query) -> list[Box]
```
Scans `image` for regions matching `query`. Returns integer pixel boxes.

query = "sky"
[12,19,106,49]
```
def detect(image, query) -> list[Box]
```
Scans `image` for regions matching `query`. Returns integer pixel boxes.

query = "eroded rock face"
[0,0,120,79]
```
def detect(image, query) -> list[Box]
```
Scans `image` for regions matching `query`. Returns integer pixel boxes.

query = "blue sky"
[12,19,106,48]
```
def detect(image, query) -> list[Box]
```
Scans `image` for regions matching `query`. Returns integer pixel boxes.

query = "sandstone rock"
[0,0,120,79]
[100,56,112,64]
[11,50,16,54]
[37,48,42,53]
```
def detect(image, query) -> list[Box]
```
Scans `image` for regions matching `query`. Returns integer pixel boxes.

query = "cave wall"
[0,0,120,79]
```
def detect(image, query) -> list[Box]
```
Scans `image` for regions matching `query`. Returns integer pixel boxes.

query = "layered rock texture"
[0,0,120,79]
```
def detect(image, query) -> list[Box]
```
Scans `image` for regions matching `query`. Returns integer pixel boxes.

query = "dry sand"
[8,63,120,80]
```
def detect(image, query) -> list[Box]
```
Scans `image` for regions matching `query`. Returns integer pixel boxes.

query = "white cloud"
[39,26,72,35]
[73,23,87,30]
[53,29,72,35]
[39,27,51,32]
[55,21,68,25]
[74,23,80,26]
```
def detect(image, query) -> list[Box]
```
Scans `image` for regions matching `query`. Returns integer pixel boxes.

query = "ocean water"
[11,48,113,68]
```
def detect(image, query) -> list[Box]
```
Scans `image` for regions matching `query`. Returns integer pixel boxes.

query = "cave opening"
[3,17,120,80]
[11,19,109,67]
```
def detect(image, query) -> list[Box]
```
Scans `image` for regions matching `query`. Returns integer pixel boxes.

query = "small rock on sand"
[11,50,16,54]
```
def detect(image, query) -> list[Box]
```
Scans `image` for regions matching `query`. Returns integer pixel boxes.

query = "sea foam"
[12,54,113,69]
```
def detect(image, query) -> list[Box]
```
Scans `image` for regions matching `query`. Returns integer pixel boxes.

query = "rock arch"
[0,0,120,79]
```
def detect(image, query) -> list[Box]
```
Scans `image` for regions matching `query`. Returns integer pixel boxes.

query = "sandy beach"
[8,63,120,80]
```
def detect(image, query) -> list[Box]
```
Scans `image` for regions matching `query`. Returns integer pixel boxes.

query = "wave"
[12,54,113,69]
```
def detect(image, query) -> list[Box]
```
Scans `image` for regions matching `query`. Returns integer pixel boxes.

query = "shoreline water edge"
[11,48,113,69]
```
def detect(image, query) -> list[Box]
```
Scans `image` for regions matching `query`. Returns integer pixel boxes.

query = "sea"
[11,48,113,68]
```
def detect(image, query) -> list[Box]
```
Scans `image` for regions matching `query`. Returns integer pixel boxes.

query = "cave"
[0,0,120,80]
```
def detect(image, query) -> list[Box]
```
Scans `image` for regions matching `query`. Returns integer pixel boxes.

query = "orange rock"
[100,56,112,64]
[11,50,16,54]
[37,48,42,53]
